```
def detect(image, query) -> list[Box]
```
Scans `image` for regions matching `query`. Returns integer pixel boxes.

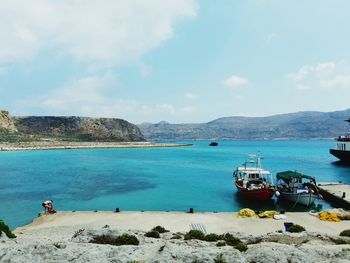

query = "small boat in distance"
[233,154,275,202]
[209,142,218,146]
[330,118,350,164]
[276,171,319,206]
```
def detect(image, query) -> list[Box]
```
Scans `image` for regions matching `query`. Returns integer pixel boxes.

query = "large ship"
[330,118,350,163]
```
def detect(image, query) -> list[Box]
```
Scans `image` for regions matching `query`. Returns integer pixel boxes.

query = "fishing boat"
[275,171,319,206]
[233,154,275,202]
[329,118,350,164]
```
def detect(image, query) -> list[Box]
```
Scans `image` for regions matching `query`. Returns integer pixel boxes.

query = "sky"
[0,0,350,124]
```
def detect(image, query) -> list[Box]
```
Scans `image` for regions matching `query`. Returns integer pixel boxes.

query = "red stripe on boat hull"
[235,182,275,202]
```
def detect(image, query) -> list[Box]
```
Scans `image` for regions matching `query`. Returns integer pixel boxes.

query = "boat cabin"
[234,167,274,189]
[335,132,350,152]
[276,171,317,194]
[334,119,350,151]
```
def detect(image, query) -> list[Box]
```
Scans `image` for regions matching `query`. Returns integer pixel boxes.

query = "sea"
[1,140,349,228]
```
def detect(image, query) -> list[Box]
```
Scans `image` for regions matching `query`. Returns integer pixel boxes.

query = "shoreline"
[0,141,193,151]
[5,211,350,262]
[15,211,350,236]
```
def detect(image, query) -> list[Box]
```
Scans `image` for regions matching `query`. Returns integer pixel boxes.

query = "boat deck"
[317,182,350,209]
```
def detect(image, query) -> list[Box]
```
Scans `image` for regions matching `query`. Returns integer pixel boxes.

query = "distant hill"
[0,110,145,142]
[138,109,350,140]
[2,109,350,142]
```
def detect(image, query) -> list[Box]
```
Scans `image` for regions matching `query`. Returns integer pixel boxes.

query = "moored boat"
[275,171,319,206]
[233,154,275,202]
[330,118,350,164]
[209,142,218,146]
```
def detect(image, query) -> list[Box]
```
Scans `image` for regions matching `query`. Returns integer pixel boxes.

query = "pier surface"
[318,183,350,209]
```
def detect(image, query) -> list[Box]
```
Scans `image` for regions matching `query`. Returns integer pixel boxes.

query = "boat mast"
[256,152,263,169]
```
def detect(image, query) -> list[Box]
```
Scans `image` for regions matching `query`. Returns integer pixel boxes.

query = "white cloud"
[0,0,198,66]
[40,73,117,114]
[154,103,176,114]
[180,106,197,113]
[287,65,313,81]
[287,61,350,91]
[222,75,249,89]
[0,67,8,76]
[287,62,336,81]
[314,62,336,76]
[15,74,182,122]
[296,84,312,90]
[320,74,350,89]
[184,92,197,100]
[139,63,153,78]
[262,32,277,47]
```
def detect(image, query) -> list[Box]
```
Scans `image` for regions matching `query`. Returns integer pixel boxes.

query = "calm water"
[1,140,349,228]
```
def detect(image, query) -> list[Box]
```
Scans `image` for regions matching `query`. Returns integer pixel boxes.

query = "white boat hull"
[280,192,317,206]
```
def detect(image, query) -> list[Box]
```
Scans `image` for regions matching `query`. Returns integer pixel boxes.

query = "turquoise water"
[1,140,349,228]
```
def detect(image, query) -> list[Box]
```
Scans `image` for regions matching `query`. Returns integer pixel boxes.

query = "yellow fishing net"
[258,210,277,218]
[237,208,258,218]
[318,212,340,222]
[327,208,350,220]
[238,209,279,219]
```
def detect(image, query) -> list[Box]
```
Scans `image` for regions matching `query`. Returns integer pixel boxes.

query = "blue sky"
[0,0,350,123]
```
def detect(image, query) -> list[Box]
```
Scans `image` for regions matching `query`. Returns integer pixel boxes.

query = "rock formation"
[0,110,145,142]
[1,227,349,262]
[14,116,145,142]
[0,111,17,133]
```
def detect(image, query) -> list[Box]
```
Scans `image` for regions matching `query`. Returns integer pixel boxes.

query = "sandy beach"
[0,141,192,151]
[16,211,350,237]
[2,211,347,262]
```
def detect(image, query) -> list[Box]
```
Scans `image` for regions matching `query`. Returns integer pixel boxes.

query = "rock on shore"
[1,227,349,263]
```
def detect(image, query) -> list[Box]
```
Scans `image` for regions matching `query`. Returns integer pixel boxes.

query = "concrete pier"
[317,182,350,209]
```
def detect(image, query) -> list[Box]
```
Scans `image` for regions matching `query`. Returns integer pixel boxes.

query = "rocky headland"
[0,110,145,142]
[14,116,145,142]
[0,111,191,150]
[0,110,194,150]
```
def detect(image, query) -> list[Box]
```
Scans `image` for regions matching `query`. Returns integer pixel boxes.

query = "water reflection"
[331,160,350,168]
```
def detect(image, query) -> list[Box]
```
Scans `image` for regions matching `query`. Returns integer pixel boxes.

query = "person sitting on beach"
[42,200,53,214]
[48,206,56,214]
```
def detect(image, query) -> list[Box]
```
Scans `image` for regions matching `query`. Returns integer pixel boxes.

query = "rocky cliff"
[0,111,17,133]
[14,116,145,142]
[0,111,145,142]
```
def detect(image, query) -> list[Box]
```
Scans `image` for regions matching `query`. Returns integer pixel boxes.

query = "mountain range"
[2,109,350,142]
[138,109,350,141]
